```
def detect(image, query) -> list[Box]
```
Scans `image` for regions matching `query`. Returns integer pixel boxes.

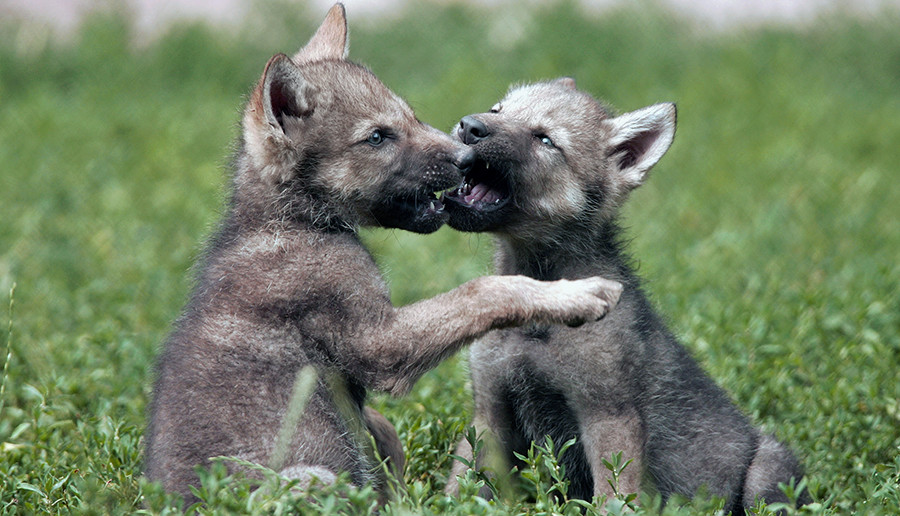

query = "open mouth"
[398,189,447,220]
[370,187,455,234]
[442,159,511,211]
[407,189,450,233]
[422,190,445,216]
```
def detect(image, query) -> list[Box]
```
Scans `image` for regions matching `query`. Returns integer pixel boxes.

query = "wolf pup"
[442,79,806,513]
[144,6,623,505]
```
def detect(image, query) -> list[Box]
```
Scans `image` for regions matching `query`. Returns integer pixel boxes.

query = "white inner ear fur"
[604,103,676,189]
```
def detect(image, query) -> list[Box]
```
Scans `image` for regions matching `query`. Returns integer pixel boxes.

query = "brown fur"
[144,6,622,505]
[443,78,807,513]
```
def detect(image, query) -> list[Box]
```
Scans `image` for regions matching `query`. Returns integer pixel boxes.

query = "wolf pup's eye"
[366,130,385,146]
[536,134,554,147]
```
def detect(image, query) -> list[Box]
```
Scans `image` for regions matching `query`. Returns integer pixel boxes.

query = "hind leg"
[742,433,807,510]
[278,464,339,487]
[446,430,483,497]
[445,413,518,499]
[445,386,521,500]
[445,426,491,497]
[364,407,405,482]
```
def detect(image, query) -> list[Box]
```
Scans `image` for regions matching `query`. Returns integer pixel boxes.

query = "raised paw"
[567,276,623,326]
[543,276,623,327]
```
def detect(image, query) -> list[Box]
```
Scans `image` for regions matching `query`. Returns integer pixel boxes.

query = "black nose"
[458,115,490,145]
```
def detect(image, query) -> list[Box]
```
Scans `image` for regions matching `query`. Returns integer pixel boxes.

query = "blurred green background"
[0,0,898,513]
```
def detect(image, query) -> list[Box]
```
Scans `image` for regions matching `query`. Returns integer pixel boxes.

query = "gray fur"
[144,6,622,505]
[443,79,807,513]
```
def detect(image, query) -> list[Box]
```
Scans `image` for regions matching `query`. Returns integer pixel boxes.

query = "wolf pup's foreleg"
[578,409,644,500]
[355,275,622,396]
[446,402,645,501]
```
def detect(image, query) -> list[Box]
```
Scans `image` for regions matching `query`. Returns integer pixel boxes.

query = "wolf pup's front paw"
[548,277,623,327]
[569,276,623,326]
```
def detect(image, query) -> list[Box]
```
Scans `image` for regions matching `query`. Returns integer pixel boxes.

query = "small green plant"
[600,451,639,512]
[515,436,573,505]
[864,451,900,513]
[268,366,318,473]
[513,437,590,514]
[448,426,502,500]
[0,284,13,419]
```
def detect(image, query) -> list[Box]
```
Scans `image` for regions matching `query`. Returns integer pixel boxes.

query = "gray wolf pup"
[144,6,622,505]
[442,78,807,513]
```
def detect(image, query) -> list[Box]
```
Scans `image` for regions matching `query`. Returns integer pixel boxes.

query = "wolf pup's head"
[443,78,675,240]
[236,3,472,233]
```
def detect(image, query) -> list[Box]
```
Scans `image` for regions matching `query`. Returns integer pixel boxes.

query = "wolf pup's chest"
[480,324,577,369]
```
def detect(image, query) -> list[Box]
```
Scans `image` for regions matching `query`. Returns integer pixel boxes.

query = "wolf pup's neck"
[494,219,633,282]
[228,150,357,234]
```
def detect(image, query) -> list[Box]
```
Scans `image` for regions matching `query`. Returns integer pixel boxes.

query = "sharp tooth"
[467,198,474,205]
[429,201,435,211]
[485,162,490,170]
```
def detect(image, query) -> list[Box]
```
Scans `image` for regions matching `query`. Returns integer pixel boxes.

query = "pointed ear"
[553,77,577,90]
[603,103,676,189]
[293,3,349,63]
[247,53,315,134]
[242,54,316,181]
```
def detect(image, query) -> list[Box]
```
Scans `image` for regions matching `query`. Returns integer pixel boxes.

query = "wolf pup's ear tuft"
[294,3,349,63]
[603,102,676,190]
[554,77,577,90]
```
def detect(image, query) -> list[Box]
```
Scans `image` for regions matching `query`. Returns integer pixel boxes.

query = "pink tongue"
[465,183,500,204]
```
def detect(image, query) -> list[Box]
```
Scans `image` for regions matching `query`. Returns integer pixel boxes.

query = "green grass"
[1,1,899,513]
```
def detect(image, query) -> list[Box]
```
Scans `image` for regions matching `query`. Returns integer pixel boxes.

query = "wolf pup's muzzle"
[441,116,513,229]
[370,147,476,234]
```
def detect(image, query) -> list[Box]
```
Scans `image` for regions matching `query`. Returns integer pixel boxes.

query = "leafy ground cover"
[0,2,898,513]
